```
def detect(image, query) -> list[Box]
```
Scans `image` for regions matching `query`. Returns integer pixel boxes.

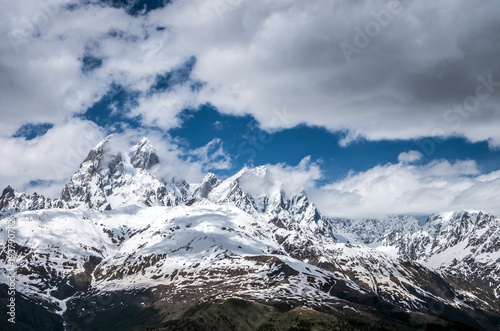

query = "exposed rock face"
[129,137,160,170]
[325,211,500,301]
[324,215,421,244]
[202,166,324,233]
[0,185,62,217]
[60,136,188,210]
[60,137,110,210]
[192,173,221,200]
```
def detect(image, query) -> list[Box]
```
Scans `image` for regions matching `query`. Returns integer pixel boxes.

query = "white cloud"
[239,156,322,198]
[3,0,500,146]
[310,159,500,219]
[188,138,232,171]
[398,150,422,163]
[0,120,105,197]
[266,156,322,195]
[130,85,198,129]
[156,0,500,146]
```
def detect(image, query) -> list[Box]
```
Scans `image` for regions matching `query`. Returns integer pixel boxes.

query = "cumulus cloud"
[187,138,232,171]
[239,156,322,198]
[310,159,500,219]
[398,150,422,163]
[129,85,198,129]
[266,156,322,195]
[3,0,500,145]
[0,120,105,197]
[159,0,500,145]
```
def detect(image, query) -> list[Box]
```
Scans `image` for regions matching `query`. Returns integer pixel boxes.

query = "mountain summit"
[59,136,187,211]
[129,137,160,170]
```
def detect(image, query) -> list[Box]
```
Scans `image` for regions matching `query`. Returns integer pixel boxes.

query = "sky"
[1,0,500,218]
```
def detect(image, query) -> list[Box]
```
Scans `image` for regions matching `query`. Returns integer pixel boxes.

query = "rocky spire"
[59,136,187,211]
[192,173,221,200]
[129,137,160,170]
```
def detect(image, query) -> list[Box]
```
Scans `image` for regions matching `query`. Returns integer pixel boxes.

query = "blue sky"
[58,49,500,186]
[16,83,497,189]
[1,0,500,218]
[169,105,500,185]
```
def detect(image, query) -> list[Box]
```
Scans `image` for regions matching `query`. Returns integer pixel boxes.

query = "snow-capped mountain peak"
[191,172,221,200]
[376,211,500,299]
[60,136,187,211]
[129,137,160,170]
[196,165,324,234]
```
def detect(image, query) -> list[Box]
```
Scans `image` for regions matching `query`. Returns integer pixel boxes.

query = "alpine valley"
[1,137,499,331]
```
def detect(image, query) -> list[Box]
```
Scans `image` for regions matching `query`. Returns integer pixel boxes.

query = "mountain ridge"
[1,136,499,330]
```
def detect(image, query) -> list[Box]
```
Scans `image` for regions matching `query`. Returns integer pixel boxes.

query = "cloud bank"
[235,156,500,219]
[311,159,500,219]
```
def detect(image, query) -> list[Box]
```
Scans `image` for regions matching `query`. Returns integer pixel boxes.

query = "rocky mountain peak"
[0,185,59,216]
[196,165,324,234]
[59,136,186,211]
[192,173,221,200]
[325,214,422,245]
[80,134,110,164]
[1,185,15,200]
[0,186,17,212]
[129,137,160,170]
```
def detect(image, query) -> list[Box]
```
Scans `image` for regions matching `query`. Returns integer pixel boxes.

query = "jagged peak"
[191,173,221,201]
[80,135,160,171]
[129,137,159,170]
[425,210,477,226]
[203,172,218,181]
[1,185,15,198]
[81,135,113,164]
[131,137,154,152]
[201,173,220,186]
[138,136,149,144]
[97,134,113,148]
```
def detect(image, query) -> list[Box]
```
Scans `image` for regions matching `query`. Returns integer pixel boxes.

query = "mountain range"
[1,136,499,330]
